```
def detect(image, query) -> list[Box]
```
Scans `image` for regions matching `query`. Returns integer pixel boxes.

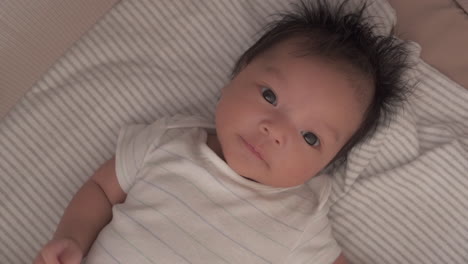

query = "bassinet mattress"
[1,0,467,263]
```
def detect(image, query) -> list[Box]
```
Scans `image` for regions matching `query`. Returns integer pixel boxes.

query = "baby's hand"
[34,238,83,264]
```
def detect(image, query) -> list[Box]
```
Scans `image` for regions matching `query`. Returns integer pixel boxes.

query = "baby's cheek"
[300,153,324,179]
[278,156,317,185]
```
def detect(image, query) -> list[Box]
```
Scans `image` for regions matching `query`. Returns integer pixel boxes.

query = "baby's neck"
[206,133,224,160]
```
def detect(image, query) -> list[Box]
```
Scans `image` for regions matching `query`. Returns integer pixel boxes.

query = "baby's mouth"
[240,136,264,161]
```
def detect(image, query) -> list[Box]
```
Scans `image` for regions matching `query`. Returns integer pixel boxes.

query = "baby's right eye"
[261,87,277,106]
[301,131,320,147]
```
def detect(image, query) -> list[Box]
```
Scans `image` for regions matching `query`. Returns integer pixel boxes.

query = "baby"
[35,1,408,263]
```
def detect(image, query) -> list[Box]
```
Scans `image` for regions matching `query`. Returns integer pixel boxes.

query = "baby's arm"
[333,253,348,264]
[35,157,126,263]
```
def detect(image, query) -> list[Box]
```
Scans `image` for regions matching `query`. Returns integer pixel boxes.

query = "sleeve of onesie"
[290,212,342,263]
[286,175,342,263]
[115,118,168,193]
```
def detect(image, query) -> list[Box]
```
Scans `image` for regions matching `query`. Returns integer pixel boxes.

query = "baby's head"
[212,0,409,187]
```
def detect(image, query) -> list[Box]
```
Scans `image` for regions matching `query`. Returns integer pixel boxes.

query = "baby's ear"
[216,87,225,101]
[219,84,227,94]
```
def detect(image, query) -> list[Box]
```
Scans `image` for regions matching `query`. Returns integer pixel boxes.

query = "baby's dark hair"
[232,0,410,164]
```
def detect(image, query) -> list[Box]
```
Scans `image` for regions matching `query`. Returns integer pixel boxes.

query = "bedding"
[0,0,467,263]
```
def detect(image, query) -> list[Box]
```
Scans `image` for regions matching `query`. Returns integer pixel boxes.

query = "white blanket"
[0,0,466,263]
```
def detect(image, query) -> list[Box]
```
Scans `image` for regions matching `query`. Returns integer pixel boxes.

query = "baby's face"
[213,39,370,187]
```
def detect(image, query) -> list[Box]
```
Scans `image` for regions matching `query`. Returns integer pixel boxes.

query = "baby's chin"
[241,176,259,183]
[241,174,307,188]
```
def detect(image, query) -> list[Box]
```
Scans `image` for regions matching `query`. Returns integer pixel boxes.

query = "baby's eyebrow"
[317,121,340,144]
[265,66,285,83]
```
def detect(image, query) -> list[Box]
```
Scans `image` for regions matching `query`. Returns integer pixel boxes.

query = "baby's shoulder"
[164,114,214,129]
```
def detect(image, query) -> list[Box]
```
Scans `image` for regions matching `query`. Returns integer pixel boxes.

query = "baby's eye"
[301,131,320,147]
[261,87,277,106]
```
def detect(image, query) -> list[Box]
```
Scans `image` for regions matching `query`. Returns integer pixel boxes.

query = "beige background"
[388,0,468,88]
[0,0,119,119]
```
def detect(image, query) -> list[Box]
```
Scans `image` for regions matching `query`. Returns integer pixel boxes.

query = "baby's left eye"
[301,131,320,147]
[261,87,277,106]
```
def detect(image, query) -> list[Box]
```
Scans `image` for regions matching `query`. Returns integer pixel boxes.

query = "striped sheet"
[0,0,466,263]
[328,58,468,263]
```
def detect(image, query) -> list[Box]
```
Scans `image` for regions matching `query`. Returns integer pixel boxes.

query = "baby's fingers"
[34,245,61,264]
[34,239,82,264]
[58,242,83,264]
[33,253,47,264]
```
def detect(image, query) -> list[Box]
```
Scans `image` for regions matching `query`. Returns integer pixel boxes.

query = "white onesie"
[85,115,341,264]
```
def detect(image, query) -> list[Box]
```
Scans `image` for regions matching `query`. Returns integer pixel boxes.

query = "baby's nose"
[260,122,284,146]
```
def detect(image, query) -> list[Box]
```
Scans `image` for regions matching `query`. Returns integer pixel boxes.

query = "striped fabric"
[0,0,466,263]
[328,57,468,263]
